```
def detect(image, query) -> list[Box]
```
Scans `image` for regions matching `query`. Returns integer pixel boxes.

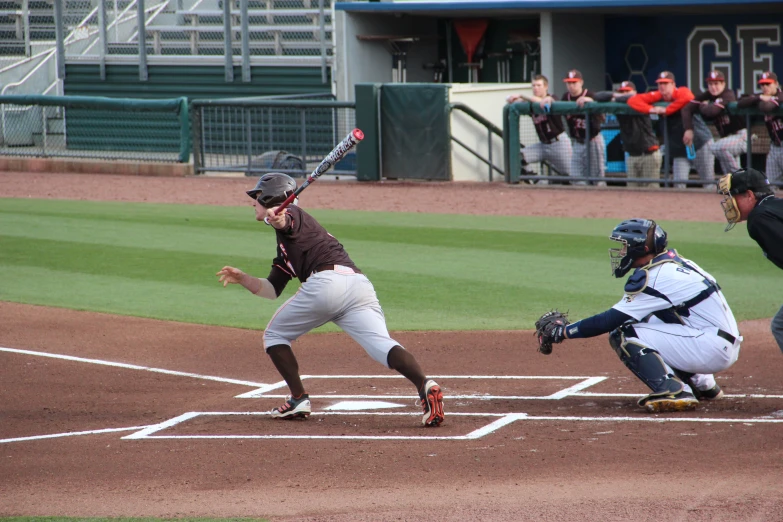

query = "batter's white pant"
[626,322,741,393]
[711,129,747,175]
[263,267,399,367]
[571,135,605,185]
[521,132,572,178]
[767,143,783,183]
[672,142,715,189]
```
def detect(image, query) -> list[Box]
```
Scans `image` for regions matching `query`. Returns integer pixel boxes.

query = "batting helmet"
[246,173,297,208]
[609,219,668,278]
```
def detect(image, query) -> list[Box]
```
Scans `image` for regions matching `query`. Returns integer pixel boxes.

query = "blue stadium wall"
[605,15,782,94]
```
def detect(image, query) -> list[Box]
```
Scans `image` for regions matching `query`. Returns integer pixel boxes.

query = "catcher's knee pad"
[609,326,684,395]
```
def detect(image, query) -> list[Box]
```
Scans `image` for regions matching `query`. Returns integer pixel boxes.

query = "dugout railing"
[190,98,356,177]
[504,101,783,188]
[0,94,190,162]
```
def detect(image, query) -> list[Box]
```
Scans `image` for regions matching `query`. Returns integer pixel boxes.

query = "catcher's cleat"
[271,394,311,420]
[693,384,724,401]
[638,390,699,413]
[419,380,445,427]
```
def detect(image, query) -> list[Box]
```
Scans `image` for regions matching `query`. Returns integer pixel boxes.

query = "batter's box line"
[235,375,607,399]
[122,411,526,441]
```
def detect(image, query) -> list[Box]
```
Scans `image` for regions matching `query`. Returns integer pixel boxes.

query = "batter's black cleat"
[271,394,311,419]
[419,380,445,427]
[638,390,699,413]
[693,384,724,401]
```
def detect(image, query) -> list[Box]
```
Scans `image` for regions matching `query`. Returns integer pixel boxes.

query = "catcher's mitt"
[534,310,569,355]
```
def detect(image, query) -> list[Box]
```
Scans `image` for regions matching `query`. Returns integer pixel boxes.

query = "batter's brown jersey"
[267,206,359,286]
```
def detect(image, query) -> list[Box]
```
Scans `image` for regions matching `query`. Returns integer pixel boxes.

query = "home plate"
[324,400,406,411]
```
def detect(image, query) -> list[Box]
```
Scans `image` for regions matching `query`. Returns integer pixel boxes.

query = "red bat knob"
[352,128,364,141]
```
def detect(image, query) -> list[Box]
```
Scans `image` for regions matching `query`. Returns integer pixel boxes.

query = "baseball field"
[1,172,782,521]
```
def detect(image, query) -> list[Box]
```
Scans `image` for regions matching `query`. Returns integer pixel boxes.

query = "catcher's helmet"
[246,172,297,208]
[609,218,668,278]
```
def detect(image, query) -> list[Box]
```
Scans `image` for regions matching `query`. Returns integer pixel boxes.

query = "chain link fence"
[506,101,783,189]
[0,94,189,162]
[191,97,356,176]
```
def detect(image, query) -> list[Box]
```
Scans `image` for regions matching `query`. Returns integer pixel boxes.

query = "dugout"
[334,0,782,100]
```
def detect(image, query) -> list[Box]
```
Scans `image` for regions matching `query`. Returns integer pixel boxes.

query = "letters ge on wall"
[688,25,780,95]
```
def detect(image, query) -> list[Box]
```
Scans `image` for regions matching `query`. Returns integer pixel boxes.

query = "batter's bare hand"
[265,207,288,229]
[683,129,694,146]
[217,266,245,287]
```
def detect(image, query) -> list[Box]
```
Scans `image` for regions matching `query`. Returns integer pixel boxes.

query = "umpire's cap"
[725,168,771,195]
[247,172,297,208]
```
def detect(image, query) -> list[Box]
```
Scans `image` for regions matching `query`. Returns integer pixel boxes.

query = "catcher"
[535,218,741,413]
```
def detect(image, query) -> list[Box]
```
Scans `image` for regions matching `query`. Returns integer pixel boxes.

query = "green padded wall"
[63,64,331,154]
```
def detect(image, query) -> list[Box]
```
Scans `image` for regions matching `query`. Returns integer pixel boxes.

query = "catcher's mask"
[609,219,668,278]
[246,172,297,208]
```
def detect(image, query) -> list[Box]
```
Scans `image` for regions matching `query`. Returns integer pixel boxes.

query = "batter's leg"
[387,345,426,391]
[771,303,783,354]
[267,344,305,397]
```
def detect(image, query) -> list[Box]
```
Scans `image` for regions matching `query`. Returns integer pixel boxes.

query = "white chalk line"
[121,409,783,441]
[0,425,151,444]
[0,346,267,388]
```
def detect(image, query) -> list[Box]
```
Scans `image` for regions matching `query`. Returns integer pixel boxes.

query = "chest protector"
[624,249,721,324]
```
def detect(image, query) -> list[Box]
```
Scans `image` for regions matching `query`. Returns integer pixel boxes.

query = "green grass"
[0,198,779,331]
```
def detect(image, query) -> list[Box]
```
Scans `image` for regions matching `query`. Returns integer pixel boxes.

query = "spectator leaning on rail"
[628,71,716,189]
[593,80,661,188]
[505,74,573,183]
[737,71,783,185]
[718,167,783,353]
[541,69,606,186]
[682,70,747,180]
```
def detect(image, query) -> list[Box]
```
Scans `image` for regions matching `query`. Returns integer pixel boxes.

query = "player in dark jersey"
[217,173,445,426]
[506,74,572,181]
[542,69,605,185]
[718,167,783,353]
[683,70,746,176]
[593,81,661,188]
[737,71,783,184]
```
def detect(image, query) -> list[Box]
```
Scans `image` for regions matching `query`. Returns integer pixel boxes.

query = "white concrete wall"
[335,12,439,101]
[449,83,535,182]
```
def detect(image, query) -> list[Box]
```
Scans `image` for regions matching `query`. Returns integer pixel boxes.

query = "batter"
[217,173,445,426]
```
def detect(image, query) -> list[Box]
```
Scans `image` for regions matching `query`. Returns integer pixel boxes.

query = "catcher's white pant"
[767,143,783,183]
[711,129,747,175]
[570,135,605,185]
[521,132,572,177]
[263,267,398,367]
[626,321,742,392]
[672,142,715,189]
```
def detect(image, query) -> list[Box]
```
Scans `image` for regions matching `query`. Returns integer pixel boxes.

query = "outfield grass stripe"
[0,199,779,329]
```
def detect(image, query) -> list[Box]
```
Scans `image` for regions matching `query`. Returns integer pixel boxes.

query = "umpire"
[718,167,783,352]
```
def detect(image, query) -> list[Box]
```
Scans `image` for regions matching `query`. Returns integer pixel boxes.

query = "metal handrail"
[448,101,504,181]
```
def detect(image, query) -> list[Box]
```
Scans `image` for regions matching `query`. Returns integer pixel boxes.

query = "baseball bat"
[274,128,364,215]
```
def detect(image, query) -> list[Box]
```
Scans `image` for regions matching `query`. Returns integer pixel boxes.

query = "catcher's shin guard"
[609,326,697,412]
